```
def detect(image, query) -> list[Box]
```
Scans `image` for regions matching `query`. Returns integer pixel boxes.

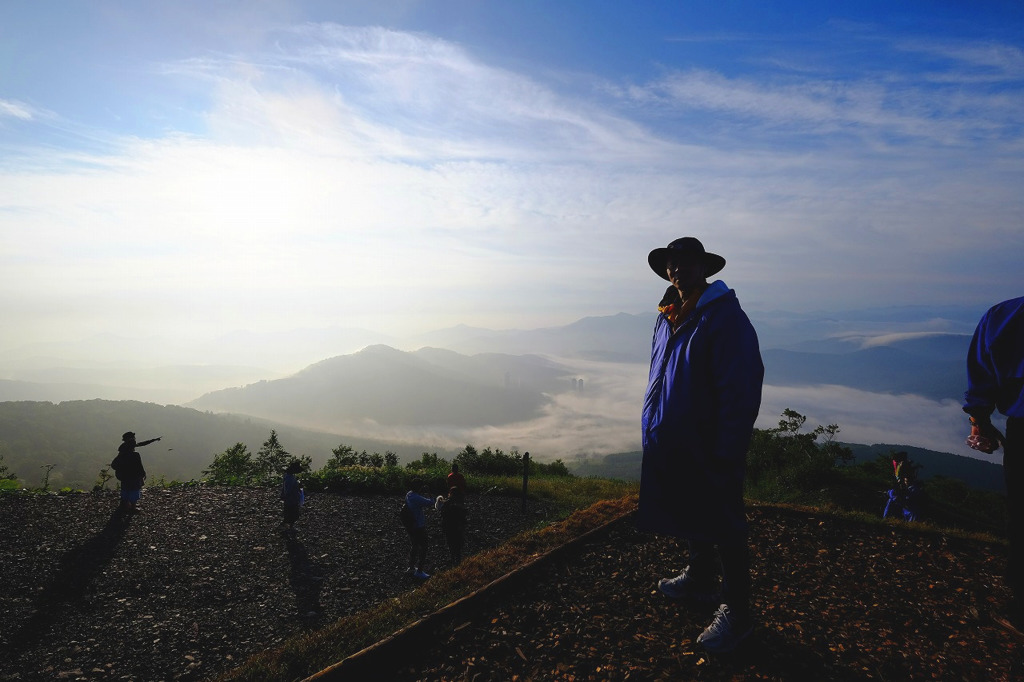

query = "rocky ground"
[392,505,1023,681]
[4,489,1022,682]
[0,486,553,681]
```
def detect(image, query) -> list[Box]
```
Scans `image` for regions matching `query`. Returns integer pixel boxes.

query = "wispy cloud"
[2,20,1023,358]
[0,99,34,121]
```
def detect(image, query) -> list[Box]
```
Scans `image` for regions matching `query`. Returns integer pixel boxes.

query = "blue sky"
[2,0,1024,354]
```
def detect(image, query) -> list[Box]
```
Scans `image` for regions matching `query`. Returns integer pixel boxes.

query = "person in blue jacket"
[639,236,764,653]
[963,296,1024,631]
[405,479,435,580]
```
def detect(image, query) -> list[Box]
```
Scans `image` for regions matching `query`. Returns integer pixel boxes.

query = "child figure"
[281,460,305,534]
[404,479,434,579]
[439,486,468,565]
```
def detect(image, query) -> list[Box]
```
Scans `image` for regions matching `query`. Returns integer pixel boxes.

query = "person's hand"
[966,418,1000,454]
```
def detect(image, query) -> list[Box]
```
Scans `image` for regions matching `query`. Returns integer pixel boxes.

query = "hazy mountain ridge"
[762,345,965,402]
[0,305,978,404]
[0,306,986,481]
[187,345,575,430]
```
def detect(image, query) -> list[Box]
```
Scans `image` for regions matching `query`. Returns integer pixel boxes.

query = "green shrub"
[203,442,257,485]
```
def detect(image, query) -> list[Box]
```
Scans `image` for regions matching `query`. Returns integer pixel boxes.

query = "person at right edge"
[639,237,764,653]
[963,296,1024,633]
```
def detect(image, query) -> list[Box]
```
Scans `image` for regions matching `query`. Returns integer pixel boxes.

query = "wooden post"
[522,451,530,512]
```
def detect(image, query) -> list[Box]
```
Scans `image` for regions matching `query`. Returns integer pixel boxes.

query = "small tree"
[40,464,56,492]
[746,408,842,499]
[0,448,15,481]
[204,443,256,485]
[254,430,290,481]
[404,451,449,471]
[327,444,358,469]
[454,444,479,471]
[94,467,114,492]
[369,452,384,468]
[820,423,855,467]
[384,451,399,468]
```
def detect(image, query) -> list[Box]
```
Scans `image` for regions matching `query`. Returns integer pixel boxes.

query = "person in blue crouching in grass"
[639,237,764,654]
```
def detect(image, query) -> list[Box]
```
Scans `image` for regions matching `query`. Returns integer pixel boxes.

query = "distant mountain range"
[0,305,988,487]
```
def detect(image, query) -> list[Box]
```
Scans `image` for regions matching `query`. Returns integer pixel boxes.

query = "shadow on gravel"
[701,628,866,682]
[9,510,130,652]
[284,531,324,622]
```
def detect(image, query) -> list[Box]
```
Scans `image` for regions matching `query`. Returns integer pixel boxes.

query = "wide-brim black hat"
[647,237,725,281]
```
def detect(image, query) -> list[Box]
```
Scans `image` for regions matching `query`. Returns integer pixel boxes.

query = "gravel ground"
[0,486,553,682]
[391,506,1022,681]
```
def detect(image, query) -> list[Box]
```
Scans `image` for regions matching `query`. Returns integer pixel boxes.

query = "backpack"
[399,502,415,532]
[110,453,125,481]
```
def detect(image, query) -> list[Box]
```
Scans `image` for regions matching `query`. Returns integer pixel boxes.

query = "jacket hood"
[697,280,732,309]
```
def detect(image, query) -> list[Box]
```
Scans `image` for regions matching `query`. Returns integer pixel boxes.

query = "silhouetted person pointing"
[110,431,160,515]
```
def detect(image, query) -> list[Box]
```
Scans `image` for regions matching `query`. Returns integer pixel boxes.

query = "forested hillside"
[0,401,449,490]
[572,444,1004,493]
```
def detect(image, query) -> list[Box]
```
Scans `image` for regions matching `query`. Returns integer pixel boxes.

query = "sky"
[3,0,1023,351]
[1,2,1023,463]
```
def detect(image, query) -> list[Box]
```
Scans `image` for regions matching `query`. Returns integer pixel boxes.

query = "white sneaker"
[657,569,719,603]
[697,604,753,653]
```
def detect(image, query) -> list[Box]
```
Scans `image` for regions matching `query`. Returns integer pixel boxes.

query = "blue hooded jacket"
[638,280,764,542]
[964,296,1024,420]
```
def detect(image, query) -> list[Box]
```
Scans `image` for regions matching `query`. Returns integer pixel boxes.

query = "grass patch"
[472,474,638,516]
[749,498,1005,546]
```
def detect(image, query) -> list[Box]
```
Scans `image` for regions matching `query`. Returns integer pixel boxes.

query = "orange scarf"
[658,291,701,331]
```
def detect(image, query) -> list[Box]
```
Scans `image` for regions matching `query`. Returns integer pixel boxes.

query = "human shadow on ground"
[693,627,866,682]
[284,532,323,622]
[7,510,131,653]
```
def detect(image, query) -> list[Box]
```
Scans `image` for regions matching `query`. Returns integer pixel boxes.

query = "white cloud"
[327,358,998,468]
[2,22,1023,361]
[758,384,1000,464]
[0,99,34,121]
